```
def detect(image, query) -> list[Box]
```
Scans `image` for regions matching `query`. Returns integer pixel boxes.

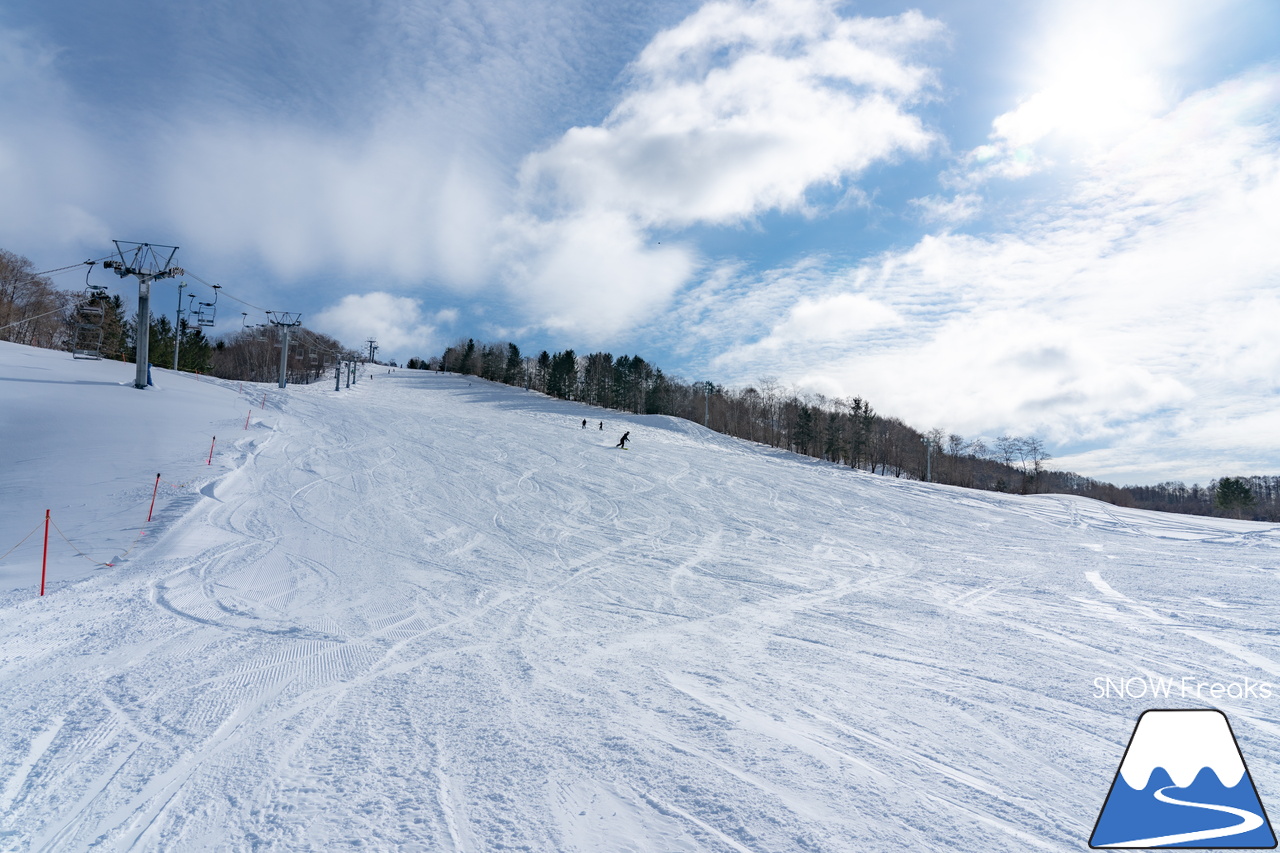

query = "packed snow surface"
[2,339,1280,851]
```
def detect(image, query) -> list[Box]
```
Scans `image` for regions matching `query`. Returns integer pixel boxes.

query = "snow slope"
[2,339,1280,851]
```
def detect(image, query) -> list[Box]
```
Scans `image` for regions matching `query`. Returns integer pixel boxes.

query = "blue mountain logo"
[1091,709,1276,848]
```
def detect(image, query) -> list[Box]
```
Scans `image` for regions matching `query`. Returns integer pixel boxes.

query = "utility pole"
[267,311,302,389]
[102,242,183,389]
[172,281,186,371]
[701,381,713,427]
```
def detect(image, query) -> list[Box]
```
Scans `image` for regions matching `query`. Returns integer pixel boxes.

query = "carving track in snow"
[3,369,1280,850]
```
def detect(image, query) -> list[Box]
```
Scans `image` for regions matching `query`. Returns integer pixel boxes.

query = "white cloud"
[909,192,983,224]
[522,3,940,227]
[716,292,901,363]
[155,116,502,288]
[679,69,1280,482]
[505,0,944,337]
[0,27,111,250]
[502,211,697,341]
[949,0,1240,187]
[0,2,584,290]
[311,292,453,359]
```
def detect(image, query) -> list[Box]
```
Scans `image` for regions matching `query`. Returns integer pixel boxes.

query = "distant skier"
[598,421,603,430]
[616,431,630,449]
[582,419,587,428]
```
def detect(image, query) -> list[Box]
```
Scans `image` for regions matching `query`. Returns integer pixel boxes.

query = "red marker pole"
[207,436,216,466]
[244,409,251,430]
[39,510,49,596]
[147,473,161,522]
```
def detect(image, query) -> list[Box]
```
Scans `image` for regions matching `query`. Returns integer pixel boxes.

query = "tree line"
[210,326,356,385]
[418,338,1280,522]
[4,240,1274,520]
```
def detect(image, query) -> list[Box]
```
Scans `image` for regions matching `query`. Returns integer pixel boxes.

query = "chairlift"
[71,281,110,360]
[195,284,220,327]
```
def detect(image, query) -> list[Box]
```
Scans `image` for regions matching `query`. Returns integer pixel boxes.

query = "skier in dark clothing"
[598,421,603,430]
[616,431,630,449]
[582,419,587,428]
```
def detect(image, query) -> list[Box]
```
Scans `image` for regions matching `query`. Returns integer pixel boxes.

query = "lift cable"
[32,255,115,277]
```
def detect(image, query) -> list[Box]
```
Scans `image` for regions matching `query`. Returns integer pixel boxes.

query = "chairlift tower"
[268,311,302,388]
[102,241,183,389]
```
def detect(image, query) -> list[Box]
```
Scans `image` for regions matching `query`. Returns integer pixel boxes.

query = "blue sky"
[2,0,1278,485]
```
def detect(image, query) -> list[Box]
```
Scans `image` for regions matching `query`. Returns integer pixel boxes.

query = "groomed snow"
[2,339,1280,851]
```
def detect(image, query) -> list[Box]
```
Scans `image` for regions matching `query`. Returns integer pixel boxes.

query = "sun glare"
[996,0,1198,150]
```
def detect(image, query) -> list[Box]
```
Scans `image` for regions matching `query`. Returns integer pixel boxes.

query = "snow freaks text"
[1093,676,1274,701]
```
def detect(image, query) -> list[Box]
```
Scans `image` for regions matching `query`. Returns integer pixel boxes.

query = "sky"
[1,0,1278,486]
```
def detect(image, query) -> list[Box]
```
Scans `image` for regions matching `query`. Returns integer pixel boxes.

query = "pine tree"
[1215,477,1255,519]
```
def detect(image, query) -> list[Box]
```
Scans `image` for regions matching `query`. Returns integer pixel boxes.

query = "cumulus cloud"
[502,211,697,339]
[677,69,1280,481]
[522,3,940,226]
[505,0,944,337]
[311,292,455,360]
[716,292,902,363]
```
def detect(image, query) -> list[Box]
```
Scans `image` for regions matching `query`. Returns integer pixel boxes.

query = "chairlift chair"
[71,283,110,360]
[195,284,220,327]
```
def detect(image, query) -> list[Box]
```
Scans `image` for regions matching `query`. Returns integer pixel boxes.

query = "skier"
[616,431,630,449]
[582,419,587,428]
[598,421,603,430]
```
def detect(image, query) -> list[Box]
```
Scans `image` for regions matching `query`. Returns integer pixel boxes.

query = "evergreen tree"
[504,343,522,385]
[546,349,577,399]
[179,324,213,372]
[147,314,175,368]
[101,294,129,359]
[462,339,477,375]
[534,351,551,393]
[1215,477,1255,518]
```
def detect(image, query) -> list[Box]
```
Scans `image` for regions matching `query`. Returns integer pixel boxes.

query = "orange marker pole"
[147,473,161,522]
[39,510,49,596]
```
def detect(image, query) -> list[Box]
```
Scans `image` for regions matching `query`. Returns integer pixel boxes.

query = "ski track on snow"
[2,349,1280,851]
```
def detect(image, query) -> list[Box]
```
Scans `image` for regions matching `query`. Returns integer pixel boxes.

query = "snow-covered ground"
[2,339,1280,851]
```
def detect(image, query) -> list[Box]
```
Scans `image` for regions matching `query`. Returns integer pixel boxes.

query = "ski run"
[2,338,1280,852]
